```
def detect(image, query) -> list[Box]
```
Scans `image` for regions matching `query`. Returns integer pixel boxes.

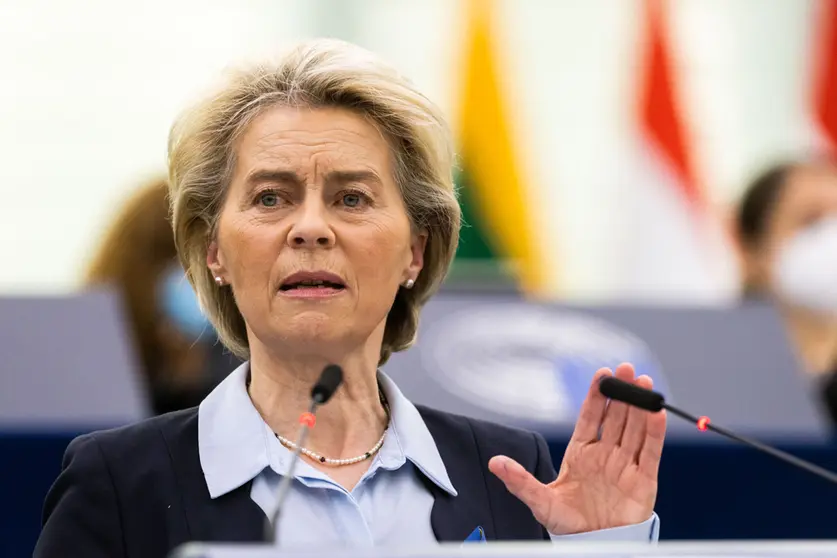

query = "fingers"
[620,375,653,459]
[488,455,551,523]
[571,362,666,473]
[599,363,636,445]
[639,407,667,478]
[570,367,613,444]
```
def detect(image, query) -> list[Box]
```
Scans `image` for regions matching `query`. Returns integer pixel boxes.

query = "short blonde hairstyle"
[168,39,461,364]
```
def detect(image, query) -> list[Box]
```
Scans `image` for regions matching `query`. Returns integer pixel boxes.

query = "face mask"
[158,266,214,340]
[772,216,837,315]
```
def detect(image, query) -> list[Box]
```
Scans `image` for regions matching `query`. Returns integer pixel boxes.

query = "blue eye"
[259,192,279,207]
[341,190,371,209]
[342,193,362,207]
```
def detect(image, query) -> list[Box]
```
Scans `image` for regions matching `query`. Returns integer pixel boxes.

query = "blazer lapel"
[162,411,265,544]
[417,406,497,542]
[189,481,266,543]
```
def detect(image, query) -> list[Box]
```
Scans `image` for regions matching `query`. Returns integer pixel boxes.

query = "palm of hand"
[488,364,665,536]
[542,435,658,534]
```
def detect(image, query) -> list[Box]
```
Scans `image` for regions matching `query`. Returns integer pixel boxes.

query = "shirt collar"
[198,362,457,498]
[377,371,457,496]
[198,362,271,498]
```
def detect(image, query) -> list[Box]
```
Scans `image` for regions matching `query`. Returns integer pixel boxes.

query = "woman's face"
[208,106,426,359]
[746,165,837,298]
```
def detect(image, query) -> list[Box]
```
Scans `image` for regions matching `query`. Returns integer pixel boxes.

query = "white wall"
[0,0,822,299]
[0,0,314,292]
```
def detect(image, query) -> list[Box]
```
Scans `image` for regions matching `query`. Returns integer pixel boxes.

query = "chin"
[273,312,357,350]
[257,303,387,356]
[300,313,343,331]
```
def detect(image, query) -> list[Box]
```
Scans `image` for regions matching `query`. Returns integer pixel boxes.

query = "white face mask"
[772,216,837,315]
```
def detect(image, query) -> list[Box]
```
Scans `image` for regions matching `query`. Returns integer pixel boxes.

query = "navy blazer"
[34,405,557,557]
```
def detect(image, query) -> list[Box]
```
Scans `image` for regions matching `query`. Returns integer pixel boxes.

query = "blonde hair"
[168,39,461,363]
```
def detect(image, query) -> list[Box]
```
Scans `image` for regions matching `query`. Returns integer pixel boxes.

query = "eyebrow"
[244,170,304,189]
[325,170,383,187]
[244,169,383,189]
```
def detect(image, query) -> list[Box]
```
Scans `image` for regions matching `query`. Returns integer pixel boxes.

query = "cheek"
[758,240,783,281]
[350,221,411,283]
[221,219,280,285]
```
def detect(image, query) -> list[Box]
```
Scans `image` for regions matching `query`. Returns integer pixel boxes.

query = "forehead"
[235,105,392,172]
[779,166,837,212]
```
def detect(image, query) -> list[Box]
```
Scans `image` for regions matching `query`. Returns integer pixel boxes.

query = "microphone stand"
[662,403,837,485]
[599,376,837,486]
[263,399,318,544]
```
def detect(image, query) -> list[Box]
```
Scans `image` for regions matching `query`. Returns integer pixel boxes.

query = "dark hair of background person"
[83,176,229,414]
[735,161,797,296]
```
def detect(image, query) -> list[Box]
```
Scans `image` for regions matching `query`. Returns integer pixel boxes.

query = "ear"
[406,229,428,281]
[207,239,228,282]
[738,236,772,293]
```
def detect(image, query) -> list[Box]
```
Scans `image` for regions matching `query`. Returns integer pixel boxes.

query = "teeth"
[284,279,343,289]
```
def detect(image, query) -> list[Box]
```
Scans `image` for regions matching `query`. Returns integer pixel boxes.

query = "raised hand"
[488,363,666,535]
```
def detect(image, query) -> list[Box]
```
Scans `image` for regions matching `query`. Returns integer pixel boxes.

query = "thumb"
[488,455,552,523]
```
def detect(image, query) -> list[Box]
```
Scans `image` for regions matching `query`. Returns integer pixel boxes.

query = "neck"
[783,306,837,375]
[247,339,388,461]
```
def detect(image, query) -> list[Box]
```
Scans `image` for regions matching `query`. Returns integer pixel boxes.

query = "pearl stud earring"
[214,276,224,286]
[404,279,415,289]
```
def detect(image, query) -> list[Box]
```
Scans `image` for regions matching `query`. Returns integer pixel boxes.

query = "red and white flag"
[813,0,837,150]
[611,0,735,303]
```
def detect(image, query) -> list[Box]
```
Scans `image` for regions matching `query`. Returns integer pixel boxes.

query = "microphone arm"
[660,402,837,485]
[263,364,344,545]
[598,376,837,486]
[263,399,318,543]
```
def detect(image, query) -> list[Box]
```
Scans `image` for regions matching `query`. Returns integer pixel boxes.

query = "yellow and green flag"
[452,0,546,295]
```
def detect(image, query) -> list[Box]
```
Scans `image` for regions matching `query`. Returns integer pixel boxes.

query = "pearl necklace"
[274,390,390,467]
[275,428,387,466]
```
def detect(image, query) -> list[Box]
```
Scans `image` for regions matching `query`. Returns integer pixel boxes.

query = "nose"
[287,198,336,248]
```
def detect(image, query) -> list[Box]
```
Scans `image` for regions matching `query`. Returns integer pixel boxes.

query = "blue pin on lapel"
[464,526,486,543]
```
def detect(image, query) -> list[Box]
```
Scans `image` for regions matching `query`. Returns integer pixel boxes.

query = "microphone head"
[311,364,343,404]
[599,376,664,412]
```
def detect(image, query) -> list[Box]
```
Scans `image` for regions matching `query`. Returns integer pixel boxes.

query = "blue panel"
[5,432,837,556]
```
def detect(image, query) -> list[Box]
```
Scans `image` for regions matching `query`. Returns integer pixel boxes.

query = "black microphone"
[311,364,343,404]
[264,364,344,543]
[599,376,837,485]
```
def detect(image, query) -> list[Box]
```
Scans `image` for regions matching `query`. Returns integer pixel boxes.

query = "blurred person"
[83,176,239,415]
[736,159,837,423]
[35,39,665,557]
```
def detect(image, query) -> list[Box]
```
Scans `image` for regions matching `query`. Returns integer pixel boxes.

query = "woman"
[35,39,664,557]
[83,176,239,415]
[736,159,837,424]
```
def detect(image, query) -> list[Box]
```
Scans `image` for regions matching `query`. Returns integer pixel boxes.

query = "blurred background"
[2,0,837,555]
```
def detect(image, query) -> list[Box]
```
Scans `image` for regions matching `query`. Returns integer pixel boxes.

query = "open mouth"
[279,279,346,292]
